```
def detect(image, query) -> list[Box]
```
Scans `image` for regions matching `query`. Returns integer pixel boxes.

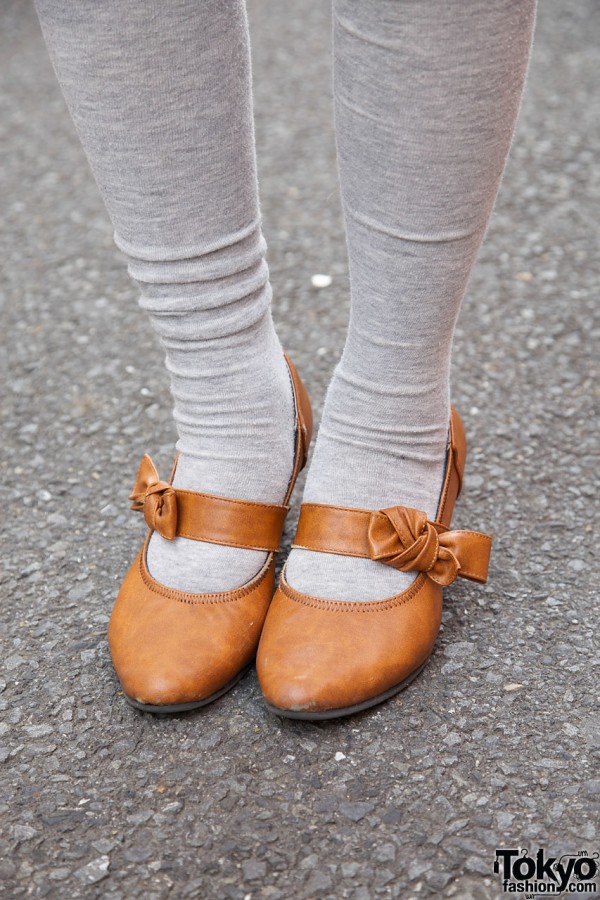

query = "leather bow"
[367,506,491,586]
[129,454,177,540]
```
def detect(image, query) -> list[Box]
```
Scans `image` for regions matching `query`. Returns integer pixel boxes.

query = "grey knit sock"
[286,0,536,601]
[35,0,295,592]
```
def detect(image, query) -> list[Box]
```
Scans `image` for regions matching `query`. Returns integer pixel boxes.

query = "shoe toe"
[257,577,443,716]
[112,646,233,709]
[108,548,274,709]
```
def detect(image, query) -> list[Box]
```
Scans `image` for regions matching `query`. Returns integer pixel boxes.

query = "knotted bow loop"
[367,506,491,586]
[129,454,177,540]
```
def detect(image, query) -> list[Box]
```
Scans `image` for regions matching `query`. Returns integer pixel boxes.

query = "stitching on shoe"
[292,543,370,557]
[175,489,287,512]
[139,537,274,605]
[278,571,428,612]
[449,530,492,541]
[176,530,278,551]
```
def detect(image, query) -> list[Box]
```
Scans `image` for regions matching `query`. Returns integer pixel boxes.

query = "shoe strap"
[129,454,289,551]
[292,503,491,586]
[291,406,490,586]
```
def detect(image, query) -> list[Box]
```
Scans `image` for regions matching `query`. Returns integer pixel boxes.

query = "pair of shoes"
[108,361,492,718]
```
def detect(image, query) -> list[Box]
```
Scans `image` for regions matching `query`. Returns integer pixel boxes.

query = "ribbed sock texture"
[285,0,536,601]
[35,0,296,592]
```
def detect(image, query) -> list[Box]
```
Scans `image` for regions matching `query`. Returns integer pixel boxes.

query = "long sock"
[286,0,536,601]
[34,0,295,592]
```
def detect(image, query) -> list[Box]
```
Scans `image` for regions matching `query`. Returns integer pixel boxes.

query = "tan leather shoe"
[256,407,492,720]
[108,355,312,713]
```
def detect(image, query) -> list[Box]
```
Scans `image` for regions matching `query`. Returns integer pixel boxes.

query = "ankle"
[167,328,296,503]
[302,360,449,518]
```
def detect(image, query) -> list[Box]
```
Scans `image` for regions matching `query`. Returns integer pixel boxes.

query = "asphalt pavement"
[1,0,599,897]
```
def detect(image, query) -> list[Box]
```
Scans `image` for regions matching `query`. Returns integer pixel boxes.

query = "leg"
[34,0,295,592]
[286,0,536,601]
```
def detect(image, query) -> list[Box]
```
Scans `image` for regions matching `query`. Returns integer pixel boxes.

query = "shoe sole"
[123,664,251,714]
[264,660,428,721]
